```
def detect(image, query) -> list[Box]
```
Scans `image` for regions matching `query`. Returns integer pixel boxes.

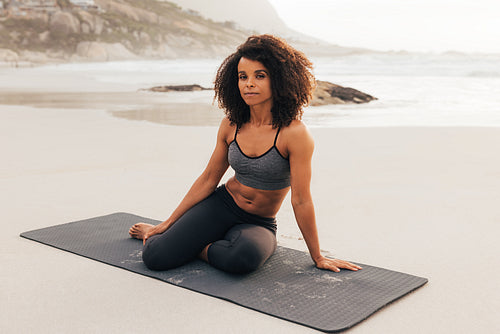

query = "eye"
[238,74,247,80]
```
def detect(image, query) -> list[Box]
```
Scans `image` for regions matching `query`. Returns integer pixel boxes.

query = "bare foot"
[129,223,154,240]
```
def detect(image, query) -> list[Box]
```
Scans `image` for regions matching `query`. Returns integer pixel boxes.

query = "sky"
[268,0,500,54]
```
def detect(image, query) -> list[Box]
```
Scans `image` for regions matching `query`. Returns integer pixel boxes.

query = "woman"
[129,35,361,274]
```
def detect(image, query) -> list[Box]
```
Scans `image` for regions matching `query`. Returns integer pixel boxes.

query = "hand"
[143,222,170,245]
[314,255,362,273]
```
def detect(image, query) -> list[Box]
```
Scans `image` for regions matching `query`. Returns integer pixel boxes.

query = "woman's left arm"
[288,122,362,272]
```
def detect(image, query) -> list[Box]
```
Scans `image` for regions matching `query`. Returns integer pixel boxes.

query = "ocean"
[3,52,500,127]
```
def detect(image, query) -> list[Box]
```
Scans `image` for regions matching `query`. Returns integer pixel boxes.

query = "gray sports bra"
[228,127,291,190]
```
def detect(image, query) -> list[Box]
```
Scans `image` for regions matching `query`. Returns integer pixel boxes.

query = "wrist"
[311,253,324,264]
[160,219,173,228]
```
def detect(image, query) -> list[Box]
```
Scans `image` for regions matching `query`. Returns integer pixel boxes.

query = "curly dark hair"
[214,34,316,128]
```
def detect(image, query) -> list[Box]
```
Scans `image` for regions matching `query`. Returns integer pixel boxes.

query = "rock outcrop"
[0,48,19,65]
[76,10,105,35]
[0,0,370,65]
[142,81,376,106]
[49,12,81,35]
[0,0,249,64]
[75,41,138,61]
[95,0,158,24]
[311,80,377,105]
[145,84,212,92]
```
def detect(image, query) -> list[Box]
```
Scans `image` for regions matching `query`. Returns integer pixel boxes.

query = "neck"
[248,103,273,127]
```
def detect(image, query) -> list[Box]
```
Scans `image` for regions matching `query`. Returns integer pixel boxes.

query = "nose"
[246,78,255,87]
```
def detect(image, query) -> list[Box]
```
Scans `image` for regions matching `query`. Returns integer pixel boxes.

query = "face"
[237,57,273,109]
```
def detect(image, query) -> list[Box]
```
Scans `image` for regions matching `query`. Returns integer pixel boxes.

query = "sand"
[1,71,499,333]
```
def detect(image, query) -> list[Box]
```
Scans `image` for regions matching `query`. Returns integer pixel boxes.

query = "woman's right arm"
[143,118,232,243]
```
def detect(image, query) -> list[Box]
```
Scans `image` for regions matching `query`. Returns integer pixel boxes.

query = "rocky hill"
[0,0,251,64]
[167,0,291,36]
[0,0,371,66]
[166,0,367,55]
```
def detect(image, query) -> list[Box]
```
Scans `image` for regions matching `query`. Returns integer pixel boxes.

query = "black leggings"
[142,185,277,274]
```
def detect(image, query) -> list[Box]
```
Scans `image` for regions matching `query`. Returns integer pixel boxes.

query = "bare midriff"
[225,176,290,218]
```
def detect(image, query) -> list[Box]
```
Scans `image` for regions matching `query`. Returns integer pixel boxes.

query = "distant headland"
[0,0,250,65]
[0,0,371,66]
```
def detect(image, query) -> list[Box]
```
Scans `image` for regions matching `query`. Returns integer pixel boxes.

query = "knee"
[141,242,164,270]
[142,240,183,271]
[222,253,262,274]
[211,241,267,274]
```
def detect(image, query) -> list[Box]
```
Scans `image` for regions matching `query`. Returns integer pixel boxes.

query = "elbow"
[198,171,220,191]
[291,193,313,210]
[291,197,301,209]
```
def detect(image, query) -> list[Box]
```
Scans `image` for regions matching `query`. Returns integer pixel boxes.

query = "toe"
[129,226,138,237]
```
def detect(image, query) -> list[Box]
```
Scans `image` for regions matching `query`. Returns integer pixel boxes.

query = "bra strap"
[273,127,281,146]
[234,126,239,141]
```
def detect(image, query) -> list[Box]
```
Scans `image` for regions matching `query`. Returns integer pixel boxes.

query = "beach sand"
[1,72,499,333]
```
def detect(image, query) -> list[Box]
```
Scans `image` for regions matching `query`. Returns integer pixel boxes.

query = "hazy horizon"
[268,0,500,54]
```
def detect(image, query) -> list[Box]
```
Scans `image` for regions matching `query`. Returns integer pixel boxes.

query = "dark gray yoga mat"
[21,212,427,333]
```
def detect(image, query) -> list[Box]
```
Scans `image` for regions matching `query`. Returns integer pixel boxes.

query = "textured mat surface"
[21,212,427,332]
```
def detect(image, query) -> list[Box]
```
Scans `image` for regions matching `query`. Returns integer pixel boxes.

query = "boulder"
[139,31,151,44]
[76,10,105,35]
[81,22,91,34]
[0,48,19,64]
[95,0,158,24]
[76,41,108,61]
[38,31,50,42]
[104,43,138,60]
[311,80,377,105]
[18,50,52,64]
[50,11,80,35]
[75,41,138,61]
[145,84,212,92]
[142,81,375,105]
[94,16,105,35]
[153,43,179,58]
[77,10,94,33]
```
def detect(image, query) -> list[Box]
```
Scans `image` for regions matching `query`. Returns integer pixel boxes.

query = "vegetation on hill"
[0,0,248,60]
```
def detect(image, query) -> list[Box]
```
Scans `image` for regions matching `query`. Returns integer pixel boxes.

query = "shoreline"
[2,105,499,333]
[2,57,500,128]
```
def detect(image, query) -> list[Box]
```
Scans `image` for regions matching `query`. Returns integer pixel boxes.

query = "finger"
[339,261,362,271]
[338,261,356,270]
[325,265,340,273]
[318,261,340,272]
[345,261,362,270]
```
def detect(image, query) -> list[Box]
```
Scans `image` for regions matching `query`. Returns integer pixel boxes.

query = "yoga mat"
[21,212,427,333]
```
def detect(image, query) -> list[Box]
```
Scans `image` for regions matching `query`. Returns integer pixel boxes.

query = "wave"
[37,53,500,79]
[312,52,500,78]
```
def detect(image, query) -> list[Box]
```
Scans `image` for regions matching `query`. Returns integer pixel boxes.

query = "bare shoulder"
[218,117,236,145]
[281,120,314,158]
[283,120,314,145]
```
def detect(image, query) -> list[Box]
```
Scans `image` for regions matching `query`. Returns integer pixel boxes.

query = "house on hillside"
[69,0,98,11]
[5,0,99,19]
[6,0,58,18]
